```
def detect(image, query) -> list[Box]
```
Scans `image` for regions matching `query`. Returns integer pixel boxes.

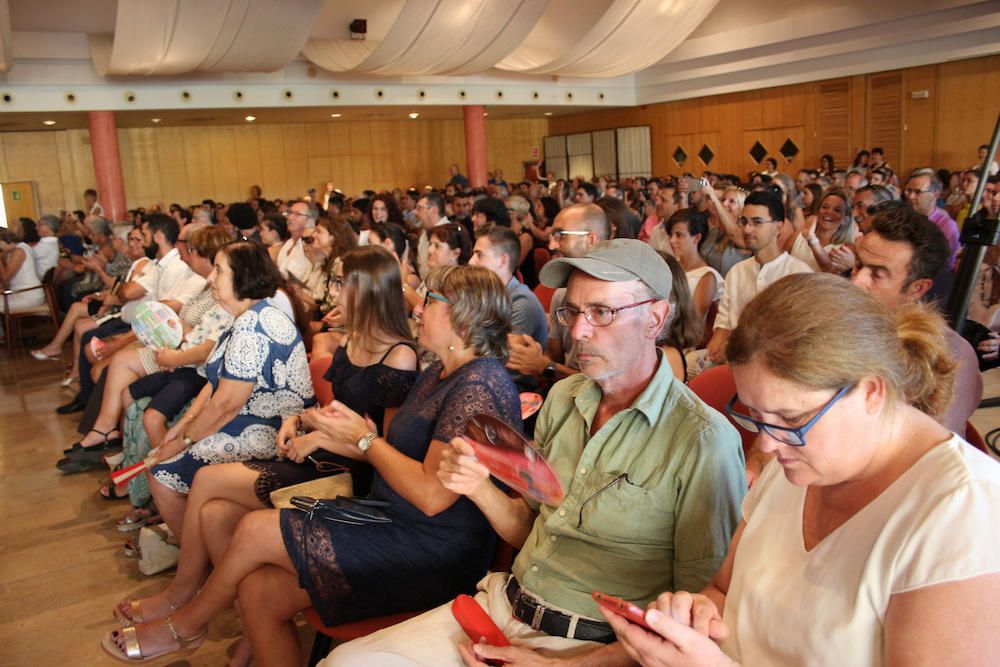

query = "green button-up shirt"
[512,352,746,618]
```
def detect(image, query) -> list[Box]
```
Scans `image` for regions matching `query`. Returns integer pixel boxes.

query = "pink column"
[87,110,127,221]
[463,105,488,189]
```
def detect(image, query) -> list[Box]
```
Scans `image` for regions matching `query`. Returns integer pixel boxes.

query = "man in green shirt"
[326,239,746,667]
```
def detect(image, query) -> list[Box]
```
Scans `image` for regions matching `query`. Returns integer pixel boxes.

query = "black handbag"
[290,495,391,525]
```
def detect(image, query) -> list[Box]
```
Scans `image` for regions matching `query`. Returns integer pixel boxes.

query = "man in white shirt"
[32,213,61,280]
[275,200,317,283]
[706,190,812,362]
[415,192,450,279]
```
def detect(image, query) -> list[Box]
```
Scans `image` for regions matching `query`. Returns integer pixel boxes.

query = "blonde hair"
[818,186,857,245]
[424,265,512,361]
[726,273,956,417]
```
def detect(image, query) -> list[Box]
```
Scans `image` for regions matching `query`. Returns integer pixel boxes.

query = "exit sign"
[11,190,20,201]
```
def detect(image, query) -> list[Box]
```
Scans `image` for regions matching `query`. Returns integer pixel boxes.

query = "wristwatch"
[357,431,379,454]
[542,360,557,379]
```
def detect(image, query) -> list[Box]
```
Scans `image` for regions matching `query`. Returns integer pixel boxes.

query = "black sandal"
[100,482,129,501]
[64,428,123,458]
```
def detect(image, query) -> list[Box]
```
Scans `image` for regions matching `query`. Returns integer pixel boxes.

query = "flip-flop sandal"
[117,511,147,532]
[113,595,180,626]
[100,617,206,663]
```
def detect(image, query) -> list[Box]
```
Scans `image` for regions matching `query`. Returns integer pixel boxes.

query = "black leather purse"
[290,496,391,525]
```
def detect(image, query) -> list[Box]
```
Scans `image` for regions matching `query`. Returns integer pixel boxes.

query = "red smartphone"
[451,594,510,665]
[592,591,654,631]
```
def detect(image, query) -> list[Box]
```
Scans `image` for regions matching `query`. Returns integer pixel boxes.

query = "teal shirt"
[512,351,746,618]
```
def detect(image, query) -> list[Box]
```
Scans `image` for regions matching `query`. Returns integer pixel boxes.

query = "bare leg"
[79,348,144,446]
[69,316,97,378]
[108,509,302,657]
[239,565,312,667]
[39,303,92,355]
[148,474,188,537]
[143,409,168,450]
[115,464,266,623]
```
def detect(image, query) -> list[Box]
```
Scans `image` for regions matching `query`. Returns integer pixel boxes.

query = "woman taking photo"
[605,274,1000,667]
[112,246,418,644]
[667,209,723,322]
[144,241,315,534]
[788,187,857,273]
[102,265,522,666]
[699,185,751,277]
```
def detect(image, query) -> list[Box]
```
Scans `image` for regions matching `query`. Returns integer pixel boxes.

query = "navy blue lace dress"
[280,356,522,625]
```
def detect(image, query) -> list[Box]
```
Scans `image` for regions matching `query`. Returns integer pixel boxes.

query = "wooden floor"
[1,328,999,666]
[0,331,315,666]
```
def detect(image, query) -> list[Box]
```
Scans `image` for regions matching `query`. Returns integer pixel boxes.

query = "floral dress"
[152,299,314,494]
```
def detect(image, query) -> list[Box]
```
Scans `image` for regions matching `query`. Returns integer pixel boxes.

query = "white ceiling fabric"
[90,0,324,76]
[495,0,720,77]
[303,0,549,76]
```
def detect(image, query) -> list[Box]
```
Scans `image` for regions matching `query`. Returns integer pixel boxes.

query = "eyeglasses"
[550,229,591,241]
[904,188,932,196]
[555,299,657,327]
[578,472,631,527]
[306,456,350,474]
[737,216,776,228]
[284,210,312,218]
[422,290,452,309]
[724,384,853,446]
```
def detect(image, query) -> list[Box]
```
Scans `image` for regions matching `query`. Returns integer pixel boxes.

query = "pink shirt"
[928,207,960,269]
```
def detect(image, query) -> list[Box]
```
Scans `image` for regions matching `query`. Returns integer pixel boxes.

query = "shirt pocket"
[576,471,674,546]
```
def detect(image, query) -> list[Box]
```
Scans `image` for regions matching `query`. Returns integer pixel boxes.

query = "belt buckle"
[529,603,545,631]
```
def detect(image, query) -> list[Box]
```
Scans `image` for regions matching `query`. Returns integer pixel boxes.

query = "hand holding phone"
[592,591,654,631]
[451,594,509,665]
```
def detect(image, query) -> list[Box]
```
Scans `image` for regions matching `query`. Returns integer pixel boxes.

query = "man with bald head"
[507,203,610,383]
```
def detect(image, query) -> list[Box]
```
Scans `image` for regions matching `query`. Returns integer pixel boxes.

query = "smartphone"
[592,591,654,631]
[451,594,509,665]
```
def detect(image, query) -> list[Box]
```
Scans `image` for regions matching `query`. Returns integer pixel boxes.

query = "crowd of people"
[2,145,999,666]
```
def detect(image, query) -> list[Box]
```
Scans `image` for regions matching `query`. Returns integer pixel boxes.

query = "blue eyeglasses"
[422,290,452,309]
[725,385,853,446]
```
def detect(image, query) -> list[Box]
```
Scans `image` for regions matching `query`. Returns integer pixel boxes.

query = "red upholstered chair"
[698,301,718,350]
[309,355,334,407]
[533,247,551,273]
[533,283,556,313]
[687,364,757,461]
[965,421,988,454]
[303,537,518,666]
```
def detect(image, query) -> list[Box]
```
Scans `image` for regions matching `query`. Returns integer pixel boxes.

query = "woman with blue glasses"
[604,273,1000,667]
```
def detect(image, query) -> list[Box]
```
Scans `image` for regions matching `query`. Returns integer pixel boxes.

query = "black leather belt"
[505,576,615,644]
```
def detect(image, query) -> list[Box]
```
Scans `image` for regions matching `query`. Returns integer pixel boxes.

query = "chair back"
[309,355,335,406]
[965,421,988,454]
[533,247,551,273]
[533,283,556,313]
[687,364,757,458]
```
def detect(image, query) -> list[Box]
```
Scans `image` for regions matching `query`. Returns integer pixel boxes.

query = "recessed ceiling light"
[151,117,162,123]
[408,112,419,119]
[544,112,553,116]
[244,115,256,122]
[330,113,342,118]
[43,120,56,126]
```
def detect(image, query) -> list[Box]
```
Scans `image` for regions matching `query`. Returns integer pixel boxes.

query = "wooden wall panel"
[154,127,189,206]
[550,55,999,180]
[0,132,66,215]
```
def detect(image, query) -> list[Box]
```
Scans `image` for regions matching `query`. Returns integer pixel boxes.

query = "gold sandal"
[113,595,178,626]
[101,616,206,663]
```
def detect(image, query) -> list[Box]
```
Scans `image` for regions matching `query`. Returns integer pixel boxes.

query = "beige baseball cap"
[539,238,672,298]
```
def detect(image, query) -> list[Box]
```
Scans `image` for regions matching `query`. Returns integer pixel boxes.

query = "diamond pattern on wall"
[698,144,715,165]
[748,141,768,164]
[779,138,800,161]
[672,146,688,166]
